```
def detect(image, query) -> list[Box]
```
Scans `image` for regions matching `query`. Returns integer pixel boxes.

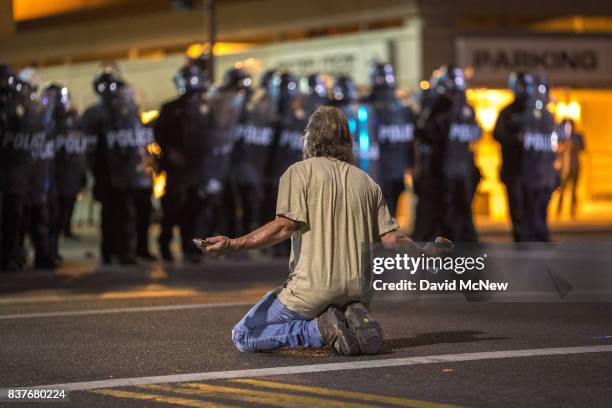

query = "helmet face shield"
[0,66,17,101]
[307,74,327,98]
[223,68,252,91]
[260,69,277,91]
[41,84,72,116]
[370,62,396,89]
[93,72,122,100]
[435,65,467,96]
[174,65,209,95]
[508,72,535,99]
[332,76,358,103]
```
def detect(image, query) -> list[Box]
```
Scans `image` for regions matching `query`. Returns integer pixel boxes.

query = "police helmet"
[260,69,277,90]
[307,73,327,98]
[18,67,40,91]
[331,75,358,104]
[0,64,17,98]
[272,71,298,98]
[435,65,466,95]
[174,64,209,95]
[222,67,252,91]
[534,74,550,98]
[41,83,72,115]
[370,62,396,89]
[93,71,123,98]
[508,71,535,99]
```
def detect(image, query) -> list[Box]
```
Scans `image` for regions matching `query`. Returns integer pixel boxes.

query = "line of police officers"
[1,58,561,272]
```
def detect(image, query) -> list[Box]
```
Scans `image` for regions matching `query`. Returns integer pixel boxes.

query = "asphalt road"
[1,231,612,407]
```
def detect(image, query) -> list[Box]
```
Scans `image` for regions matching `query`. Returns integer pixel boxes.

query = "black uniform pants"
[412,175,444,242]
[51,194,77,253]
[22,199,54,266]
[523,186,552,242]
[58,194,77,236]
[235,183,263,236]
[160,186,213,256]
[99,187,138,260]
[185,186,226,256]
[159,189,184,253]
[503,176,527,242]
[0,192,26,271]
[381,178,405,219]
[442,177,478,242]
[133,188,152,256]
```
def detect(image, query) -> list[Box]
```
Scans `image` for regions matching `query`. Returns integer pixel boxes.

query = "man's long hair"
[303,106,355,164]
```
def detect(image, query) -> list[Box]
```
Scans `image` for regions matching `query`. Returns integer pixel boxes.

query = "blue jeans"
[232,291,324,352]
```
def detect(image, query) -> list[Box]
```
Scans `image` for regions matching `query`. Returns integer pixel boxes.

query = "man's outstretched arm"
[200,216,298,257]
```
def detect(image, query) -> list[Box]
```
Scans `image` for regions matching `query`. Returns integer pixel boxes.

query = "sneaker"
[316,306,360,356]
[344,302,383,355]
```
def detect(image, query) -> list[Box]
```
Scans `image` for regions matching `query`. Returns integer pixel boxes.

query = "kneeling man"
[201,106,441,355]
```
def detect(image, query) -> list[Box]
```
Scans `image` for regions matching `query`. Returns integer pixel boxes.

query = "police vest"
[372,99,415,180]
[521,109,558,189]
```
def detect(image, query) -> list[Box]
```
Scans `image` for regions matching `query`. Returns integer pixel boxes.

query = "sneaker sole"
[345,303,383,355]
[327,306,361,356]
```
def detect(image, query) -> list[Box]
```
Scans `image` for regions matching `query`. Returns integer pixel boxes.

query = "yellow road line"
[90,388,236,407]
[230,379,461,408]
[139,383,380,408]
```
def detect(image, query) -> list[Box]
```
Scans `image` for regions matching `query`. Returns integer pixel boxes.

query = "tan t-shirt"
[276,157,399,319]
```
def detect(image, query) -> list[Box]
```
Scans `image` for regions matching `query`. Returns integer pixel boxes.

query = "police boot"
[136,250,157,261]
[316,306,360,356]
[117,254,138,266]
[344,302,383,355]
[34,257,59,270]
[1,259,24,273]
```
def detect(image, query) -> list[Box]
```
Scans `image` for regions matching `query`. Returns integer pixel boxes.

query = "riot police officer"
[155,64,242,263]
[18,70,58,269]
[155,64,209,262]
[493,72,535,242]
[1,64,34,271]
[41,84,89,261]
[256,71,307,257]
[82,70,154,264]
[332,75,380,180]
[363,62,416,218]
[201,75,245,243]
[228,68,275,236]
[521,74,558,241]
[303,73,329,114]
[424,66,481,242]
[119,83,156,260]
[271,72,307,180]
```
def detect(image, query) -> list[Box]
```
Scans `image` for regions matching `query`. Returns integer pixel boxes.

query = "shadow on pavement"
[258,330,510,359]
[381,330,511,353]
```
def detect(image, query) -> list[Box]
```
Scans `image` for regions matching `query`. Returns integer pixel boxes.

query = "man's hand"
[200,236,233,257]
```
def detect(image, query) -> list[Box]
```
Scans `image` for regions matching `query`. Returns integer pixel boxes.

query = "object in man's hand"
[434,236,454,253]
[423,236,454,257]
[193,238,213,250]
